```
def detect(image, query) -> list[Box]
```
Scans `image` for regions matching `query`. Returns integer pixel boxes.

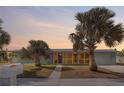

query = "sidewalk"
[49,65,62,79]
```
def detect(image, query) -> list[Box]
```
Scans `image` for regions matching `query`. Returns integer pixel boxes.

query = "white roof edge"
[95,49,115,52]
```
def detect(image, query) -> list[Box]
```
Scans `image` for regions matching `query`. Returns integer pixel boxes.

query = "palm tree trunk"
[0,48,3,62]
[34,56,41,67]
[89,47,97,71]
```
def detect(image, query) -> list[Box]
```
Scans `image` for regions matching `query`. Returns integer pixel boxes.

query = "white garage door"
[95,52,112,65]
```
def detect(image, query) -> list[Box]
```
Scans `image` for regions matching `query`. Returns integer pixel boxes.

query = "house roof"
[52,49,115,53]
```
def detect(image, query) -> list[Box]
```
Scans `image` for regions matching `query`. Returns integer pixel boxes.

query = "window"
[78,52,89,64]
[62,52,73,64]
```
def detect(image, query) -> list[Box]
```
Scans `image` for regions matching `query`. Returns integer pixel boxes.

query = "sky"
[0,6,124,51]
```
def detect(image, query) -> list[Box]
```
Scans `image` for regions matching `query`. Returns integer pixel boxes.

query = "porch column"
[77,52,80,64]
[84,53,86,64]
[72,52,73,64]
[49,53,53,64]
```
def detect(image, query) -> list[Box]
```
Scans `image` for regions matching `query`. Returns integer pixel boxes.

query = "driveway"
[99,65,124,74]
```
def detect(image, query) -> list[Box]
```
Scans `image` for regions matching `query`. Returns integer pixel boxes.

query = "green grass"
[61,65,124,79]
[17,64,56,78]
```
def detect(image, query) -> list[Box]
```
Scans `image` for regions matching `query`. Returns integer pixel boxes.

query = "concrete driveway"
[99,65,124,74]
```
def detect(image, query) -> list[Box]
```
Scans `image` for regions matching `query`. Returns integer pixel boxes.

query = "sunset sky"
[0,6,124,50]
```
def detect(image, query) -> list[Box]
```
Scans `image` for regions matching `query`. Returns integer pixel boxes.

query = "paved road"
[17,78,124,86]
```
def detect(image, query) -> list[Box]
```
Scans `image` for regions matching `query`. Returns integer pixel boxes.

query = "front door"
[58,52,62,64]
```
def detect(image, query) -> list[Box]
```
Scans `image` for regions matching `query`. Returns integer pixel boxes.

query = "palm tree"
[69,33,84,51]
[0,19,10,62]
[0,19,11,51]
[21,40,50,67]
[69,7,124,71]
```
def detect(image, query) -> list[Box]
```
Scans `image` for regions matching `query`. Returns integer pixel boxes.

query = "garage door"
[95,52,112,65]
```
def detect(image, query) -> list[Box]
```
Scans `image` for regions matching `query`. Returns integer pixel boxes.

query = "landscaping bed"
[17,64,56,78]
[117,62,124,65]
[61,65,123,79]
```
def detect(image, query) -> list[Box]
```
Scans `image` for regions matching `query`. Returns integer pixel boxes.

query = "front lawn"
[18,64,56,78]
[0,61,10,65]
[61,65,123,78]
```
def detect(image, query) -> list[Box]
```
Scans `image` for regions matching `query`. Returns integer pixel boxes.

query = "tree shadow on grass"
[17,65,56,78]
[17,70,47,78]
[41,66,56,70]
[62,67,75,71]
[31,66,56,71]
[32,67,42,70]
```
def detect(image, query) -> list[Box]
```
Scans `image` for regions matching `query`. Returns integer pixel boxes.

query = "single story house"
[48,49,116,65]
[11,49,116,65]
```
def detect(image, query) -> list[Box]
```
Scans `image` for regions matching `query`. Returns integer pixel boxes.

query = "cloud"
[24,15,73,32]
[0,7,75,50]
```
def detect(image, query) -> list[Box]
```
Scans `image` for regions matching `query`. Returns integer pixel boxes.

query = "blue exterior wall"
[95,52,116,65]
[111,52,116,64]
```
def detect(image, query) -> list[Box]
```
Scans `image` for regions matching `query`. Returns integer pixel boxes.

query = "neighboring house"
[116,51,124,64]
[0,50,16,63]
[10,50,33,64]
[49,49,116,65]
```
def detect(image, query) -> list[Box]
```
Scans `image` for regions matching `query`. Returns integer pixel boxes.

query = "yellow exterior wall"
[72,52,78,64]
[62,52,73,64]
[52,51,89,64]
[53,51,58,64]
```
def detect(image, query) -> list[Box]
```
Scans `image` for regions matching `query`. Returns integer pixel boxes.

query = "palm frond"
[104,23,124,47]
[21,40,50,60]
[70,7,124,50]
[0,19,10,50]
